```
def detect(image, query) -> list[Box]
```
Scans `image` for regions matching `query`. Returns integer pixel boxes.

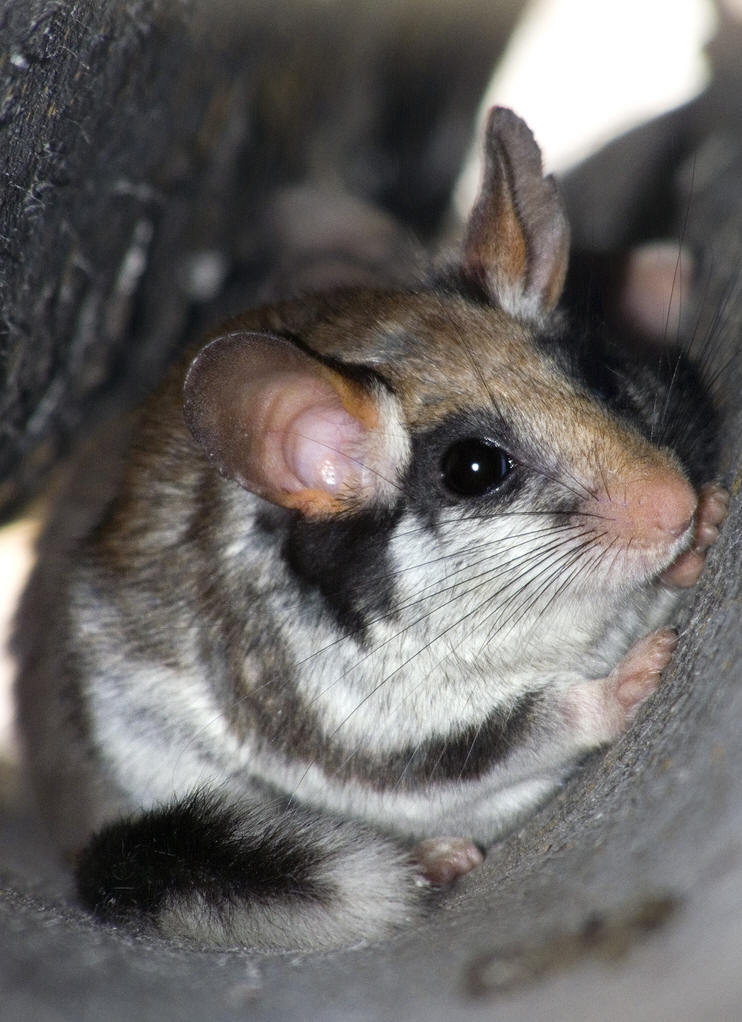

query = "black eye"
[441,438,514,497]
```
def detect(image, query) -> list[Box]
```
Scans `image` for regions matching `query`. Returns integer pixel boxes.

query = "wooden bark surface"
[0,0,516,518]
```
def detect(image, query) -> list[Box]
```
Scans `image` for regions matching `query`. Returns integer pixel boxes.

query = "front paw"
[609,627,677,718]
[562,628,676,745]
[662,483,729,588]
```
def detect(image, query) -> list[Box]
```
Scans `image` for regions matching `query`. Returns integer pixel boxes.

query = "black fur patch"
[648,352,719,488]
[428,267,493,305]
[383,690,542,788]
[243,681,542,792]
[282,507,402,639]
[535,301,719,487]
[575,339,719,487]
[75,791,332,925]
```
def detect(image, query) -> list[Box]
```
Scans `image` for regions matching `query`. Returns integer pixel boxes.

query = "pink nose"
[604,468,697,549]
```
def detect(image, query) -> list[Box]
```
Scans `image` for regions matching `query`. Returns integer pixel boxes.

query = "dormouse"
[15,108,728,950]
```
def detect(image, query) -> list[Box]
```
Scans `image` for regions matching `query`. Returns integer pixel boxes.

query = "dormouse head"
[183,108,571,518]
[184,107,698,599]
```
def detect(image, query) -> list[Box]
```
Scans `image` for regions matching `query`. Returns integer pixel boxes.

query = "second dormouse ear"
[463,107,570,323]
[183,331,409,517]
[618,241,695,343]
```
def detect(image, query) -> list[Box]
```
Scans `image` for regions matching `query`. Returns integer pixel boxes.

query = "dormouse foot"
[609,627,677,716]
[662,483,729,588]
[411,836,484,886]
[562,628,677,745]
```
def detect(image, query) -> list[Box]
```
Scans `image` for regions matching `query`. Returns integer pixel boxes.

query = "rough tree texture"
[2,2,742,1021]
[0,0,519,519]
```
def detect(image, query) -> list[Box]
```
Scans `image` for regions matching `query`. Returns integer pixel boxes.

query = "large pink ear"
[183,331,408,516]
[463,107,570,322]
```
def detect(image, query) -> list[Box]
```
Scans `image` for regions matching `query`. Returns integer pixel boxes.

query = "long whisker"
[295,529,594,718]
[298,532,593,743]
[284,522,588,677]
[313,532,599,742]
[477,533,605,647]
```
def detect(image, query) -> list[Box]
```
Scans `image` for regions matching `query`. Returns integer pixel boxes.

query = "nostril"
[668,511,695,540]
[683,512,695,534]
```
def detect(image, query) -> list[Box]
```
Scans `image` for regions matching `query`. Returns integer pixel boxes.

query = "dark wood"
[0,0,518,519]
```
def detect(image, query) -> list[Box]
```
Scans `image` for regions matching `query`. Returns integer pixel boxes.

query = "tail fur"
[75,790,425,950]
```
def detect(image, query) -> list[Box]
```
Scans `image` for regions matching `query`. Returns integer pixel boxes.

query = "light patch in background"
[455,0,716,214]
[0,519,39,765]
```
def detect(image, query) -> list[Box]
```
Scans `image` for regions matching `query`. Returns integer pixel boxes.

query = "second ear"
[463,106,570,322]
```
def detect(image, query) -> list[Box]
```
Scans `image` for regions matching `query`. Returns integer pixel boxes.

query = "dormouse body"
[15,108,727,950]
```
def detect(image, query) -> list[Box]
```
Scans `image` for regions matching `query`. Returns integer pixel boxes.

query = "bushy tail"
[75,790,425,951]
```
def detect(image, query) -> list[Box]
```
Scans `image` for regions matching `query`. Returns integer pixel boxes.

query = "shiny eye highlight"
[440,438,514,497]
